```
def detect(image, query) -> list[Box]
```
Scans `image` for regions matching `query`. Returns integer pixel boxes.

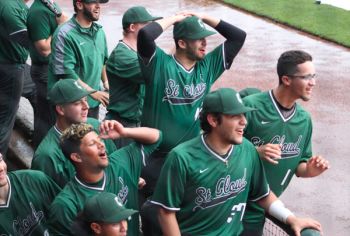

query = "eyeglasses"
[287,74,317,80]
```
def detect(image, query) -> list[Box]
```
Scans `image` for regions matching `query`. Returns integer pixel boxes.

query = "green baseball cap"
[173,16,216,40]
[73,0,109,4]
[48,79,94,105]
[83,192,137,223]
[203,88,257,115]
[238,87,261,99]
[122,6,162,28]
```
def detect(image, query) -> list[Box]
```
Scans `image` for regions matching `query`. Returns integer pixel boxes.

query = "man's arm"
[296,156,330,177]
[158,208,181,236]
[256,143,282,164]
[258,192,322,236]
[99,120,160,144]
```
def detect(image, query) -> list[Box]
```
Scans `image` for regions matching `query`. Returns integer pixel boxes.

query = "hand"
[90,91,109,107]
[172,12,193,23]
[287,215,322,236]
[103,80,109,91]
[304,156,330,177]
[99,120,126,140]
[256,144,281,164]
[138,177,146,189]
[56,12,68,25]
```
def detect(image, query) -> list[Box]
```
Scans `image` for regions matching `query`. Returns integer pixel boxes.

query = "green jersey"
[48,135,162,236]
[48,16,108,108]
[242,90,313,228]
[106,41,145,123]
[0,0,28,64]
[32,118,117,188]
[0,170,61,235]
[151,135,269,236]
[139,46,225,152]
[27,0,60,64]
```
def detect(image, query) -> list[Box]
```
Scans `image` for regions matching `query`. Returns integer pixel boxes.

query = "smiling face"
[82,2,101,21]
[0,154,8,188]
[92,220,128,236]
[78,131,108,171]
[212,113,247,145]
[288,61,316,101]
[59,97,89,124]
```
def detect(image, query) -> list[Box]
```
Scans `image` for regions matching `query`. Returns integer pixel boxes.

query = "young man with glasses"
[241,50,330,236]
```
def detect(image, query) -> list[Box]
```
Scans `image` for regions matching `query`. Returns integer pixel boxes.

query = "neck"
[174,50,196,70]
[204,133,232,156]
[76,169,104,184]
[75,13,93,28]
[0,178,9,205]
[122,35,138,51]
[55,117,72,134]
[273,86,297,109]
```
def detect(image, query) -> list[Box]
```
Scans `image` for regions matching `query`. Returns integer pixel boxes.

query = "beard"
[83,6,99,22]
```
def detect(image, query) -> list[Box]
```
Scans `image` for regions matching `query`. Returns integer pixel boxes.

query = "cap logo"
[74,81,83,90]
[236,93,243,104]
[197,19,205,29]
[114,197,123,207]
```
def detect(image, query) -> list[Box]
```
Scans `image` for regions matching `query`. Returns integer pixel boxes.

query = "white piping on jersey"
[74,172,106,191]
[280,169,291,186]
[172,55,195,74]
[0,176,11,208]
[222,43,228,70]
[250,185,270,202]
[119,41,135,52]
[201,135,233,163]
[269,90,296,122]
[141,145,146,166]
[150,200,180,211]
[9,29,27,36]
[53,125,63,136]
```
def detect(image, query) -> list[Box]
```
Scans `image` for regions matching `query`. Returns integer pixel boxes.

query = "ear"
[90,222,102,234]
[207,113,218,128]
[128,23,137,32]
[178,39,187,49]
[76,1,84,11]
[56,105,65,116]
[281,75,292,86]
[70,152,82,163]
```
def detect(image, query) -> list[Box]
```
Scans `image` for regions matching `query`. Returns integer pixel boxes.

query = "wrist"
[268,200,294,224]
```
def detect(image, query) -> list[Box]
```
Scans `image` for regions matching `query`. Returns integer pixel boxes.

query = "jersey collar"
[74,172,106,191]
[269,90,296,122]
[0,176,11,208]
[201,134,234,164]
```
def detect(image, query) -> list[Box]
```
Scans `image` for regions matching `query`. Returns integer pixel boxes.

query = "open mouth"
[99,151,107,159]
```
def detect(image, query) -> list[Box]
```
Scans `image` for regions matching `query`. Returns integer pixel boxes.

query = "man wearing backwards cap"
[32,78,116,188]
[105,6,161,148]
[72,192,137,236]
[49,0,109,119]
[151,88,322,236]
[137,11,247,200]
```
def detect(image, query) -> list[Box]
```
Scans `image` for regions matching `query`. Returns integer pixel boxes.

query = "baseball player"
[71,192,138,236]
[27,0,68,147]
[105,6,161,148]
[151,88,322,236]
[0,152,61,235]
[137,11,246,197]
[48,0,109,119]
[32,78,116,188]
[47,122,162,236]
[241,50,329,235]
[0,0,30,156]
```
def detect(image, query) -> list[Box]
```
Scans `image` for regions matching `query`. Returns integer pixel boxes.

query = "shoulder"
[9,169,51,182]
[54,19,76,39]
[243,91,268,106]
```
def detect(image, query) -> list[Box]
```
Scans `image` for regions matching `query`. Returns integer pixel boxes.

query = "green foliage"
[223,0,350,47]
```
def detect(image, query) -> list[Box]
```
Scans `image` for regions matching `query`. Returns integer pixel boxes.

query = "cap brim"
[187,30,216,40]
[105,209,138,223]
[223,107,257,115]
